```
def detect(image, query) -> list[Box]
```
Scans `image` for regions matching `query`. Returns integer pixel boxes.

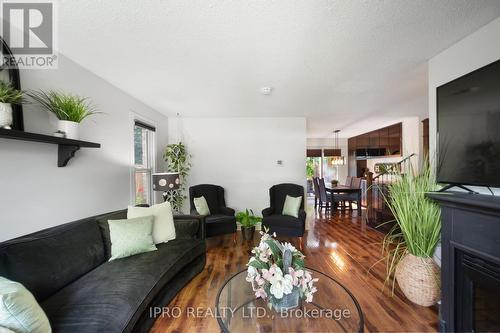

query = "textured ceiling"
[57,0,500,138]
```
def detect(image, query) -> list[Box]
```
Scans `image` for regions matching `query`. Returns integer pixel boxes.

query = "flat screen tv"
[437,59,500,188]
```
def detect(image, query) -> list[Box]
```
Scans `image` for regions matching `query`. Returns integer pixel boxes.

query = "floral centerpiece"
[246,230,318,311]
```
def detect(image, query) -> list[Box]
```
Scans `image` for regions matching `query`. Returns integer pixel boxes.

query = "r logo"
[2,2,53,54]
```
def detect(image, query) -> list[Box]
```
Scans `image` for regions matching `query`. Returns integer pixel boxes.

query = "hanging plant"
[164,142,191,212]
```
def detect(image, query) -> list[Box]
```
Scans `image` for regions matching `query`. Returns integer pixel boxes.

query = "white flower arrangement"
[246,229,318,308]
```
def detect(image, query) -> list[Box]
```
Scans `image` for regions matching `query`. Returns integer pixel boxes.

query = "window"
[133,121,155,205]
[306,148,345,194]
[306,156,322,196]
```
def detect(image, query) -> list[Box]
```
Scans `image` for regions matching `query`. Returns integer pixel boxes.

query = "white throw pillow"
[127,201,176,244]
[0,277,52,333]
[193,196,210,215]
[282,195,302,218]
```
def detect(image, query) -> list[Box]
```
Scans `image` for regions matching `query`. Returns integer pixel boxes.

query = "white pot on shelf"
[0,102,13,129]
[57,120,79,139]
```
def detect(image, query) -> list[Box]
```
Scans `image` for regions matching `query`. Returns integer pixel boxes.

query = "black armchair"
[189,184,237,241]
[262,183,306,249]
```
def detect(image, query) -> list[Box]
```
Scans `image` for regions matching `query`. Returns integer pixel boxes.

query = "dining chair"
[333,176,352,211]
[345,176,353,187]
[318,178,332,212]
[332,177,362,212]
[312,177,321,209]
[351,177,362,189]
[346,177,362,211]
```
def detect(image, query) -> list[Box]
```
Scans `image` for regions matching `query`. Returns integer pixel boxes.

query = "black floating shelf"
[0,128,101,167]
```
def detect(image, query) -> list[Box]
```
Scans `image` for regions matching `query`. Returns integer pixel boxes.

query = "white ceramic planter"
[57,120,79,139]
[0,102,13,129]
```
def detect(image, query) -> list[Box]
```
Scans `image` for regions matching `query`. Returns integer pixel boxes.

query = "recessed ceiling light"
[260,87,273,95]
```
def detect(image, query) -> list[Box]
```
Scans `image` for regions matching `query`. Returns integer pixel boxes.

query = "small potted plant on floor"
[29,90,100,139]
[380,160,441,307]
[236,209,262,241]
[0,81,25,129]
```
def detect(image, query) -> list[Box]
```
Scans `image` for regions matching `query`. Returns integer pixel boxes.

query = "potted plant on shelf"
[29,90,100,139]
[236,209,262,241]
[247,230,318,311]
[0,81,25,129]
[380,160,441,306]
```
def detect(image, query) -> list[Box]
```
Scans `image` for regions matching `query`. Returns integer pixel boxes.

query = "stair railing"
[365,153,416,221]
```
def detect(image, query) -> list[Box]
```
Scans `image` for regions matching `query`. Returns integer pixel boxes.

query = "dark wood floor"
[151,209,438,332]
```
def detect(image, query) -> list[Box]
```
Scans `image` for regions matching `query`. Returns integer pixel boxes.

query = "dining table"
[325,184,362,216]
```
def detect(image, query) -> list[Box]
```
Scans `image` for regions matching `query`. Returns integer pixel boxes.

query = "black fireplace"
[428,192,500,333]
[455,250,500,332]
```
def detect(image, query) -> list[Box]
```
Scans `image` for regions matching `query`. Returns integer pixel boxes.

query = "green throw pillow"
[108,215,157,261]
[282,195,302,218]
[0,277,52,333]
[194,196,210,215]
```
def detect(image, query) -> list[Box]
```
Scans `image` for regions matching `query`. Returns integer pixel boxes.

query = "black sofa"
[262,183,306,248]
[189,184,237,239]
[0,210,206,333]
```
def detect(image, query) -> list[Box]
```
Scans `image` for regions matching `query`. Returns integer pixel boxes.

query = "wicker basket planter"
[395,253,440,307]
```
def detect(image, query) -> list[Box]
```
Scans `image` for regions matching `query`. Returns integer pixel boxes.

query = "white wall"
[306,137,348,184]
[170,117,306,215]
[428,16,500,194]
[0,55,168,241]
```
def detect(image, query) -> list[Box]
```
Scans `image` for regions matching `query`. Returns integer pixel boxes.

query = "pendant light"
[331,129,345,166]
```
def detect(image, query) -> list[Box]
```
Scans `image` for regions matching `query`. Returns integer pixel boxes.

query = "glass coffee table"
[215,268,364,332]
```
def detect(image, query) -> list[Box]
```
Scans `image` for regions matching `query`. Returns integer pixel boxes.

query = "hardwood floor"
[151,209,438,332]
